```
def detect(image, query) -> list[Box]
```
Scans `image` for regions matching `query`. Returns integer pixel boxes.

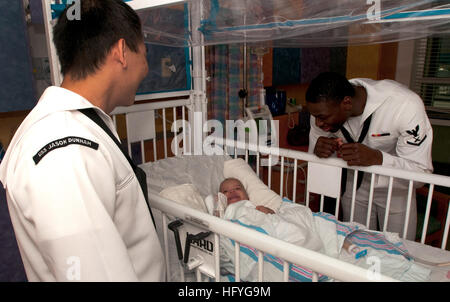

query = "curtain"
[206,44,263,124]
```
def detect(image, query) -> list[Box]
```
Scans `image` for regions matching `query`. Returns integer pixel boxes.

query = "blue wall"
[0,185,27,281]
[0,1,37,113]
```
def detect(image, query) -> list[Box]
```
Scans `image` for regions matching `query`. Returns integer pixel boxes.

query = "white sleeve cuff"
[381,151,395,168]
[375,152,395,188]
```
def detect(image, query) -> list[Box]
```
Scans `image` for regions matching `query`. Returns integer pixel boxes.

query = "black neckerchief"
[79,108,156,227]
[339,114,373,195]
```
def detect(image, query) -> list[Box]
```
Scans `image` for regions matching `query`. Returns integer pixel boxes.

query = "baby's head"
[219,178,249,205]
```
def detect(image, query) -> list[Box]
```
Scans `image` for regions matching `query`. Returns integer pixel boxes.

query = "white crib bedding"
[142,156,450,282]
[220,199,446,282]
[401,240,450,282]
[141,154,230,199]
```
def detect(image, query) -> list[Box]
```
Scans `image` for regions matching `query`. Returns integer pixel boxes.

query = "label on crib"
[179,222,216,278]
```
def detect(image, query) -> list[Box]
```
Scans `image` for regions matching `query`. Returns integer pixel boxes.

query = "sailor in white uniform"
[306,72,433,240]
[0,0,165,281]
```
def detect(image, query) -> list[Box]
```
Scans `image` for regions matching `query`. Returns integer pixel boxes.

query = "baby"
[219,178,275,214]
[219,178,359,254]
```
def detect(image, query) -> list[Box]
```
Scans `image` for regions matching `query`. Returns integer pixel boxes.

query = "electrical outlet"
[32,57,50,81]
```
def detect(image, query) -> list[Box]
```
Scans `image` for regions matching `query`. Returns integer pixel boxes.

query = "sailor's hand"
[314,136,340,158]
[338,143,382,166]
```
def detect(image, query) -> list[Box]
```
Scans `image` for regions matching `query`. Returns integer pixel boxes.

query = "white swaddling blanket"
[219,200,431,282]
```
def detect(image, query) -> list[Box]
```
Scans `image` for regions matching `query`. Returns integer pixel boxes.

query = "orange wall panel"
[262,48,273,87]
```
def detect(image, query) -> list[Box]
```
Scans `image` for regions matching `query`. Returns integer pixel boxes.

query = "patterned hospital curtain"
[206,44,263,124]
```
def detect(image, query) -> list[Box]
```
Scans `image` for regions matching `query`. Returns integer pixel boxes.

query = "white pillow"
[159,183,207,213]
[223,158,282,212]
[141,154,230,198]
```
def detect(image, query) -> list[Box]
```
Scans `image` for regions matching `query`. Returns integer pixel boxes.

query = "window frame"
[410,35,450,125]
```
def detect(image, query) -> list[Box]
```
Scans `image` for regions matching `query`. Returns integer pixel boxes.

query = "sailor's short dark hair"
[53,0,143,80]
[306,72,355,104]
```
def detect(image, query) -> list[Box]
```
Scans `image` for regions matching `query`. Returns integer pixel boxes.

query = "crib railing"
[150,189,398,282]
[110,98,192,164]
[111,102,449,249]
[110,102,449,282]
[220,137,450,249]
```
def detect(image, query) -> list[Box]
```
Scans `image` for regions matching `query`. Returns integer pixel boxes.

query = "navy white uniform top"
[309,78,433,190]
[0,86,165,281]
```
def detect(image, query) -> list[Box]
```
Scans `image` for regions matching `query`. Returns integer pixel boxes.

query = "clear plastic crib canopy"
[136,0,450,48]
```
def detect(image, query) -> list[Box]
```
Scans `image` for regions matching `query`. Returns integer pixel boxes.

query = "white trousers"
[340,172,417,241]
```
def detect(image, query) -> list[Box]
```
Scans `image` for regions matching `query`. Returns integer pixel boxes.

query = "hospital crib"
[110,99,450,282]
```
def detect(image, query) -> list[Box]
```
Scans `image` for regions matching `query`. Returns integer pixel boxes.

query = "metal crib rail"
[149,189,398,282]
[110,101,449,281]
[218,137,450,247]
[110,98,192,163]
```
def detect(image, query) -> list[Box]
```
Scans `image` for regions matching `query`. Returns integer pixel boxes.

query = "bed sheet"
[153,194,449,282]
[401,240,450,282]
[220,200,441,282]
[140,154,231,199]
[144,156,450,282]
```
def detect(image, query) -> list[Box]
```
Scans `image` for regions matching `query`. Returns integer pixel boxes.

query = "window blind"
[411,35,450,114]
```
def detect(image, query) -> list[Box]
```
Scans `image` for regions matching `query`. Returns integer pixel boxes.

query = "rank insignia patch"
[406,125,427,146]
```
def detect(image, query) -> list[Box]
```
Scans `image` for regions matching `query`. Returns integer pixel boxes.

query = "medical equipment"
[245,105,276,147]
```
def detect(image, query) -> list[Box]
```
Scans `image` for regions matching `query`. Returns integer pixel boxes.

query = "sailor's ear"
[340,96,353,111]
[110,38,128,68]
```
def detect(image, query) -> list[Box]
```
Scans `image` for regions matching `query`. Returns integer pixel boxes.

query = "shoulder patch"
[33,136,99,165]
[405,124,427,146]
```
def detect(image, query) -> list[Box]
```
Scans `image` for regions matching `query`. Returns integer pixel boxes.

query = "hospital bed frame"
[110,100,450,282]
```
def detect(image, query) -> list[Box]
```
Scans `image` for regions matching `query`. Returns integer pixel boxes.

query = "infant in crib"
[219,178,275,214]
[219,178,359,252]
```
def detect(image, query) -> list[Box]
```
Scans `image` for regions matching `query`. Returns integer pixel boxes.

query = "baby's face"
[220,179,249,205]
